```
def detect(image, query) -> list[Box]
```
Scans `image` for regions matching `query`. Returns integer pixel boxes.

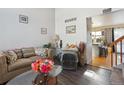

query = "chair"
[60,50,78,71]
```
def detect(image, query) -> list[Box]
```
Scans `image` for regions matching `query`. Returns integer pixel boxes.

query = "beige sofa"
[0,47,50,84]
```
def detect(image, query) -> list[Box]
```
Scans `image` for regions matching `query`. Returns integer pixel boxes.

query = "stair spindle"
[120,41,122,64]
[115,44,117,66]
[111,47,113,67]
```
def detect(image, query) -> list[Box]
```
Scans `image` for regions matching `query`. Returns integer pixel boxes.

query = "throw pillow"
[3,51,17,64]
[14,49,23,59]
[35,47,43,56]
[22,47,36,58]
[35,47,48,57]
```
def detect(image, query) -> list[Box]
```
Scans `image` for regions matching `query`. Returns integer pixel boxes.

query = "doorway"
[90,29,113,69]
[86,9,124,69]
[90,28,124,69]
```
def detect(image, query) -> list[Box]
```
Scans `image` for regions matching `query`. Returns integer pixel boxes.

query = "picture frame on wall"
[19,15,28,24]
[41,28,47,34]
[66,25,76,34]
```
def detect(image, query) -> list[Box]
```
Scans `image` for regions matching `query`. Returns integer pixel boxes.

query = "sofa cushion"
[22,47,36,58]
[14,49,23,59]
[35,47,44,56]
[35,47,49,57]
[29,56,42,62]
[3,51,17,64]
[8,58,32,72]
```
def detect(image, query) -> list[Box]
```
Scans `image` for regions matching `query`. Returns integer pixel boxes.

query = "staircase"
[109,35,124,72]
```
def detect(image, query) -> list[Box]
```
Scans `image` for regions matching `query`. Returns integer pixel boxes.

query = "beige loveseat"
[0,47,52,84]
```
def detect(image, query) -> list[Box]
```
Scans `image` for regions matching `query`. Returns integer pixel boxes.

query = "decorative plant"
[100,37,107,45]
[43,43,51,48]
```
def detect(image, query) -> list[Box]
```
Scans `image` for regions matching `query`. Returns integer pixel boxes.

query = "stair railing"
[109,35,124,67]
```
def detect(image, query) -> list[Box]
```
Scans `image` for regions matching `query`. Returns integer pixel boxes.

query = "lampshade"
[53,34,60,42]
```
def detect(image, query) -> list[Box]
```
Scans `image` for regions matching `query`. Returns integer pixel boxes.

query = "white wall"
[55,8,103,46]
[0,8,55,51]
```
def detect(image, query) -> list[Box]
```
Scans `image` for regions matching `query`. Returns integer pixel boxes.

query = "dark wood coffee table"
[7,65,62,85]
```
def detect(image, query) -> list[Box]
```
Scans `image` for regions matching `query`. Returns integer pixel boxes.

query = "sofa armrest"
[0,54,7,75]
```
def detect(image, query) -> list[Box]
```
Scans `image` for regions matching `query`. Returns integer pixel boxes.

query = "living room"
[1,8,124,85]
[1,0,124,93]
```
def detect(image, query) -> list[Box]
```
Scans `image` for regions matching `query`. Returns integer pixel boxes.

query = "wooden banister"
[109,35,124,67]
[110,35,124,47]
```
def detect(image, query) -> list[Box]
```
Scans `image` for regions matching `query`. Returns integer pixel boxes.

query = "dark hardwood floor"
[5,59,124,85]
[57,65,124,85]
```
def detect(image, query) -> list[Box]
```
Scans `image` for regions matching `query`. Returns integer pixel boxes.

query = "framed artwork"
[66,25,76,34]
[19,15,28,24]
[41,28,47,34]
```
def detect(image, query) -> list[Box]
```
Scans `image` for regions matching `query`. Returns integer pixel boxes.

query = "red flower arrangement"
[31,58,54,74]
